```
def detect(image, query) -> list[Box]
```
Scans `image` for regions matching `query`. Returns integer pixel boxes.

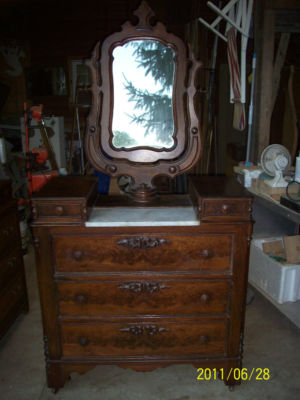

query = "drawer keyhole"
[200,335,209,344]
[75,294,87,304]
[200,293,210,304]
[73,250,83,260]
[78,337,89,347]
[202,249,214,259]
[55,206,64,215]
[221,204,229,213]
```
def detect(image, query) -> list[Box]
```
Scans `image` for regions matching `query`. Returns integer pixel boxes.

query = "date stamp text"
[196,368,271,381]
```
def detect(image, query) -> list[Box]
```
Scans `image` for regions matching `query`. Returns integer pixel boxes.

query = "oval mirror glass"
[112,40,175,149]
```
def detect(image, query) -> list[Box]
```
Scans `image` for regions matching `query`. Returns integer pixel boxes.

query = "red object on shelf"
[31,146,56,192]
[31,170,59,193]
[24,102,33,195]
[30,104,43,122]
[24,103,58,196]
[31,147,48,165]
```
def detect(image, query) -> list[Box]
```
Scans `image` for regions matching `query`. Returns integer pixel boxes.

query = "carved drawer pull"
[75,294,87,304]
[119,325,169,336]
[200,335,209,344]
[120,326,143,335]
[78,337,89,347]
[118,281,168,293]
[54,206,64,215]
[200,293,210,303]
[73,250,83,260]
[116,236,170,249]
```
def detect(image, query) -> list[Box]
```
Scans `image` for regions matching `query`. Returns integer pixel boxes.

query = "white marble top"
[85,207,200,227]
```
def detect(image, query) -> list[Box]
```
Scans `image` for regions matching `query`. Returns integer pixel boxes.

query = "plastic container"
[94,170,110,194]
[249,237,300,304]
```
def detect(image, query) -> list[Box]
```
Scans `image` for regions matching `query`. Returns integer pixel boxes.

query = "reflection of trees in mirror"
[124,41,174,145]
[112,130,137,148]
[131,41,174,87]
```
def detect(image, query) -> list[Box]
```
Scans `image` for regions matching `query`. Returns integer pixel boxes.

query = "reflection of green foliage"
[113,130,137,148]
[124,78,173,139]
[125,41,174,145]
[131,41,174,88]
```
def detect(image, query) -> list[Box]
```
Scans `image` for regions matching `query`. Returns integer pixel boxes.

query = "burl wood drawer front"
[53,234,232,273]
[58,279,230,316]
[201,199,251,218]
[61,320,227,357]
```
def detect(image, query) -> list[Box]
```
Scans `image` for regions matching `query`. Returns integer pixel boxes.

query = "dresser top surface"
[189,176,252,199]
[31,176,252,207]
[31,176,97,200]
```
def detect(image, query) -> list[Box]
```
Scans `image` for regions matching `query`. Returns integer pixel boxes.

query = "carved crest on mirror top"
[85,0,202,202]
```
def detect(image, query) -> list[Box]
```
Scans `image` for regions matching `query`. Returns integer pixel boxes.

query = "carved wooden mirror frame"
[85,1,201,202]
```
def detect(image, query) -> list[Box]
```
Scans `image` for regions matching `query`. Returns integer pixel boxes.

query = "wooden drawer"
[33,203,82,219]
[58,279,230,316]
[53,234,232,273]
[31,177,97,224]
[201,199,251,219]
[0,251,22,291]
[0,212,18,252]
[61,320,227,357]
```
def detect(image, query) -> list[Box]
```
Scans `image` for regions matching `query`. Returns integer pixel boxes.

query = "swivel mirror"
[85,0,201,201]
[112,40,175,149]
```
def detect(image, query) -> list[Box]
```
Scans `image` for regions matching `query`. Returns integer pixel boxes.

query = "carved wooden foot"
[222,365,241,388]
[46,364,68,390]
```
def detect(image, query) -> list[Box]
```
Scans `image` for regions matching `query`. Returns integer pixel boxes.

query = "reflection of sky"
[112,41,173,148]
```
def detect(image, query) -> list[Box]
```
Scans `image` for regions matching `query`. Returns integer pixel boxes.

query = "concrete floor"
[0,248,299,400]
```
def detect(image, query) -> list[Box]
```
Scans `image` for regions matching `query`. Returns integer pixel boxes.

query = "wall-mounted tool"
[23,103,59,195]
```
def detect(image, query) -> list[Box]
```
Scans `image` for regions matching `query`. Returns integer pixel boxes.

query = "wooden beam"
[251,1,275,162]
[271,33,290,112]
[265,0,300,10]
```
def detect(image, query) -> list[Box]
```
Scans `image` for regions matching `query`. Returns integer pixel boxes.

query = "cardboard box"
[257,179,299,195]
[249,237,300,303]
[262,240,286,261]
[261,235,300,264]
[284,235,300,264]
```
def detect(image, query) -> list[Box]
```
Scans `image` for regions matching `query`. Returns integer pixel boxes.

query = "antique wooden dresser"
[0,180,28,340]
[31,175,253,390]
[31,1,253,390]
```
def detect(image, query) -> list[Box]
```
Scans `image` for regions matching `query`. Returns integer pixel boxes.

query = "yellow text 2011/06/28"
[196,368,271,381]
